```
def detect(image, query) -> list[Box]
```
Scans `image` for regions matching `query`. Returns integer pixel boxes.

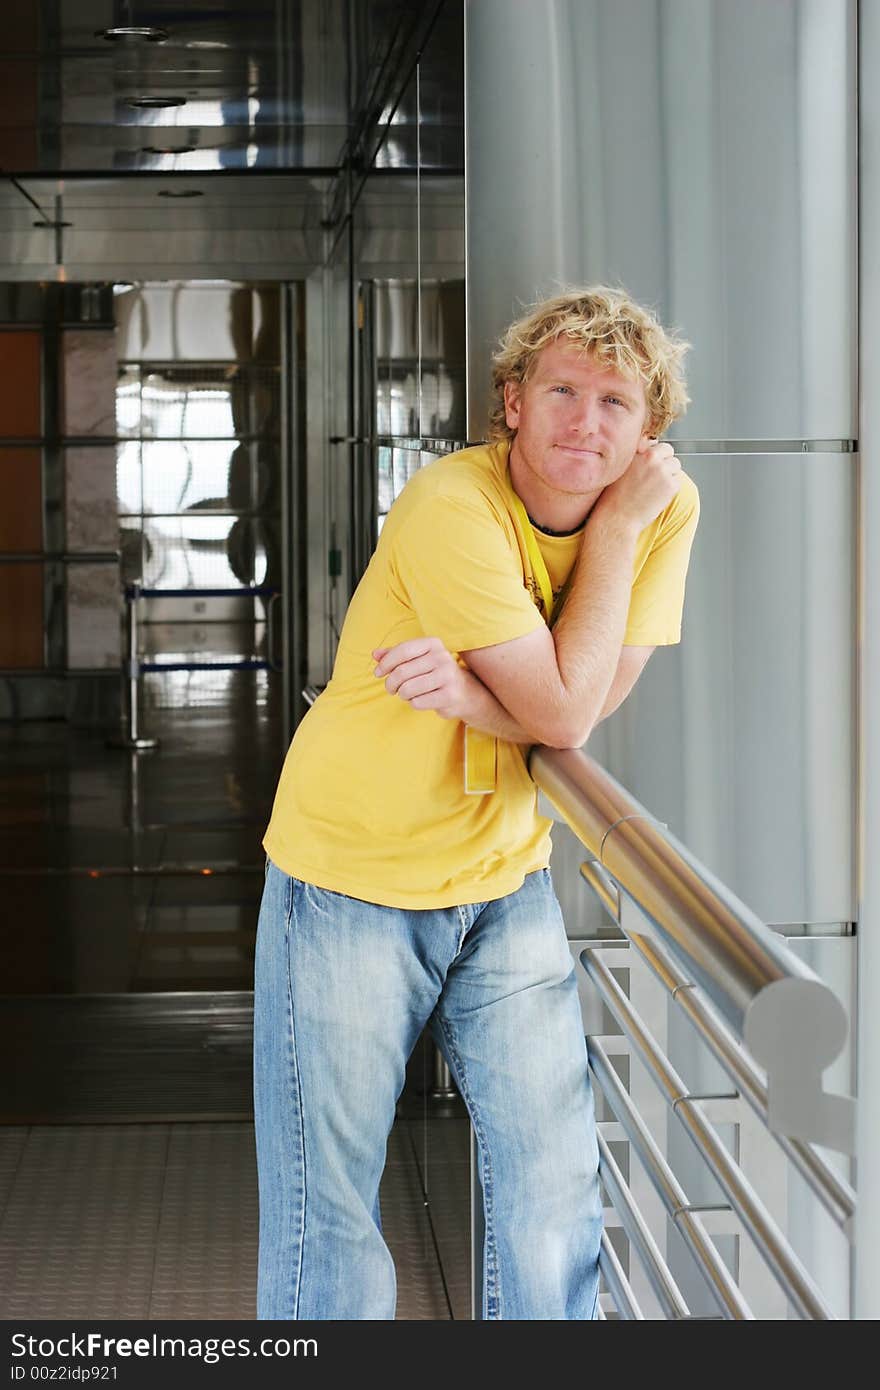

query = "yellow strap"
[463,723,497,795]
[510,492,555,624]
[464,493,554,794]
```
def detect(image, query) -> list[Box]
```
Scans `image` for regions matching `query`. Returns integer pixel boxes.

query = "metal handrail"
[529,746,855,1156]
[595,1129,691,1318]
[601,905,855,1235]
[598,1229,643,1320]
[528,745,855,1317]
[589,1040,753,1319]
[585,958,834,1318]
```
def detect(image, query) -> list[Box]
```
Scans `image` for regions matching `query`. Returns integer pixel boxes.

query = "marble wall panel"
[61,328,116,437]
[66,564,119,669]
[64,446,117,551]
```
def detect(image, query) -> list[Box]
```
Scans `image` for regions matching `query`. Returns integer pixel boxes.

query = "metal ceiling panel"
[0,0,454,176]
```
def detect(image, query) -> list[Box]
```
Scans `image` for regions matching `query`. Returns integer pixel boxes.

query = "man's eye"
[552,385,572,394]
[605,396,625,407]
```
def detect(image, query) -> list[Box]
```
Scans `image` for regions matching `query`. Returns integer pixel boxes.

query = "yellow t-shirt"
[263,439,700,908]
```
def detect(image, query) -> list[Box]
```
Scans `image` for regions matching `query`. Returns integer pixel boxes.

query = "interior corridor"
[0,675,471,1319]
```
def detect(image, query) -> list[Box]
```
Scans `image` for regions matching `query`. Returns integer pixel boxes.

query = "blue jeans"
[252,859,603,1320]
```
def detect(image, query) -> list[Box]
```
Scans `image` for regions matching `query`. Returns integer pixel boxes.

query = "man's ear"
[503,379,521,430]
[637,423,658,450]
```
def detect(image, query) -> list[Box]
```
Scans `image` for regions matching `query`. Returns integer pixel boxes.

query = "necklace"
[526,511,586,537]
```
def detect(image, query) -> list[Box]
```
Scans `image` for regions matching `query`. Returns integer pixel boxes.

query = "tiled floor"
[0,666,472,1319]
[0,1116,471,1319]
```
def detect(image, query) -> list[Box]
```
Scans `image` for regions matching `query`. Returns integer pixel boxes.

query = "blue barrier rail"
[124,585,279,600]
[139,659,271,673]
[116,584,282,750]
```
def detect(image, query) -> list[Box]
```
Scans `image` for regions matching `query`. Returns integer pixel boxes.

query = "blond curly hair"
[488,285,691,441]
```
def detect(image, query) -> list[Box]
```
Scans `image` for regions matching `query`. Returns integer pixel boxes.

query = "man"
[254,286,699,1320]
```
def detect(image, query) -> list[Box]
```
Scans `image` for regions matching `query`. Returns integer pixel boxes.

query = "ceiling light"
[157,189,204,198]
[126,96,187,109]
[97,27,169,42]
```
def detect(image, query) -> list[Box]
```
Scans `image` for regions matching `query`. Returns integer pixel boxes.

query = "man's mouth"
[557,445,601,457]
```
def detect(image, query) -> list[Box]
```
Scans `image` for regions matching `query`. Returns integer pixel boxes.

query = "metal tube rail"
[123,585,279,599]
[617,921,855,1236]
[596,1130,691,1318]
[598,1227,644,1320]
[589,1040,754,1319]
[0,668,118,678]
[579,856,854,1232]
[0,551,120,564]
[580,858,620,920]
[138,659,273,672]
[530,745,855,1154]
[583,948,835,1319]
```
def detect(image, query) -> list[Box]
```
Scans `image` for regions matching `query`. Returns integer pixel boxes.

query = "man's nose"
[571,395,601,434]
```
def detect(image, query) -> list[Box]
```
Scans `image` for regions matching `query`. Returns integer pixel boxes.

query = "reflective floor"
[0,670,277,999]
[0,667,471,1318]
[0,1113,470,1320]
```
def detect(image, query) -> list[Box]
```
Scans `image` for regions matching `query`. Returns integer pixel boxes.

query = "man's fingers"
[643,440,673,461]
[394,671,445,702]
[372,638,439,674]
[382,654,440,692]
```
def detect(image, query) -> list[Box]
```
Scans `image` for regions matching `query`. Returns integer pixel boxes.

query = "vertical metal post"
[430,1046,457,1100]
[109,584,156,751]
[347,165,359,588]
[280,281,304,752]
[856,0,880,1322]
[280,285,293,750]
[127,584,139,744]
[471,1130,485,1319]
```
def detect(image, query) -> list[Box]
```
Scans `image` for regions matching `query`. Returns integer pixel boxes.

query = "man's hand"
[595,434,683,532]
[372,638,480,722]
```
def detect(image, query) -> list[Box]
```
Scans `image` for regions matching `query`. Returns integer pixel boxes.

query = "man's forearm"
[459,504,641,749]
[463,659,622,748]
[463,671,534,745]
[592,683,626,726]
[549,508,641,744]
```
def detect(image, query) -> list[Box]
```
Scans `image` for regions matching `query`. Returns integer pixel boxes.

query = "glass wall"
[114,282,284,707]
[317,0,469,1317]
[325,0,465,615]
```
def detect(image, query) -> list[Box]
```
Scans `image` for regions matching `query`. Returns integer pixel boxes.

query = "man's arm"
[460,443,681,748]
[460,507,642,748]
[373,638,656,745]
[593,643,655,724]
[461,642,655,743]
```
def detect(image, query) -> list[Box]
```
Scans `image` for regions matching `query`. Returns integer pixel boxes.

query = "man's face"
[504,338,650,499]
